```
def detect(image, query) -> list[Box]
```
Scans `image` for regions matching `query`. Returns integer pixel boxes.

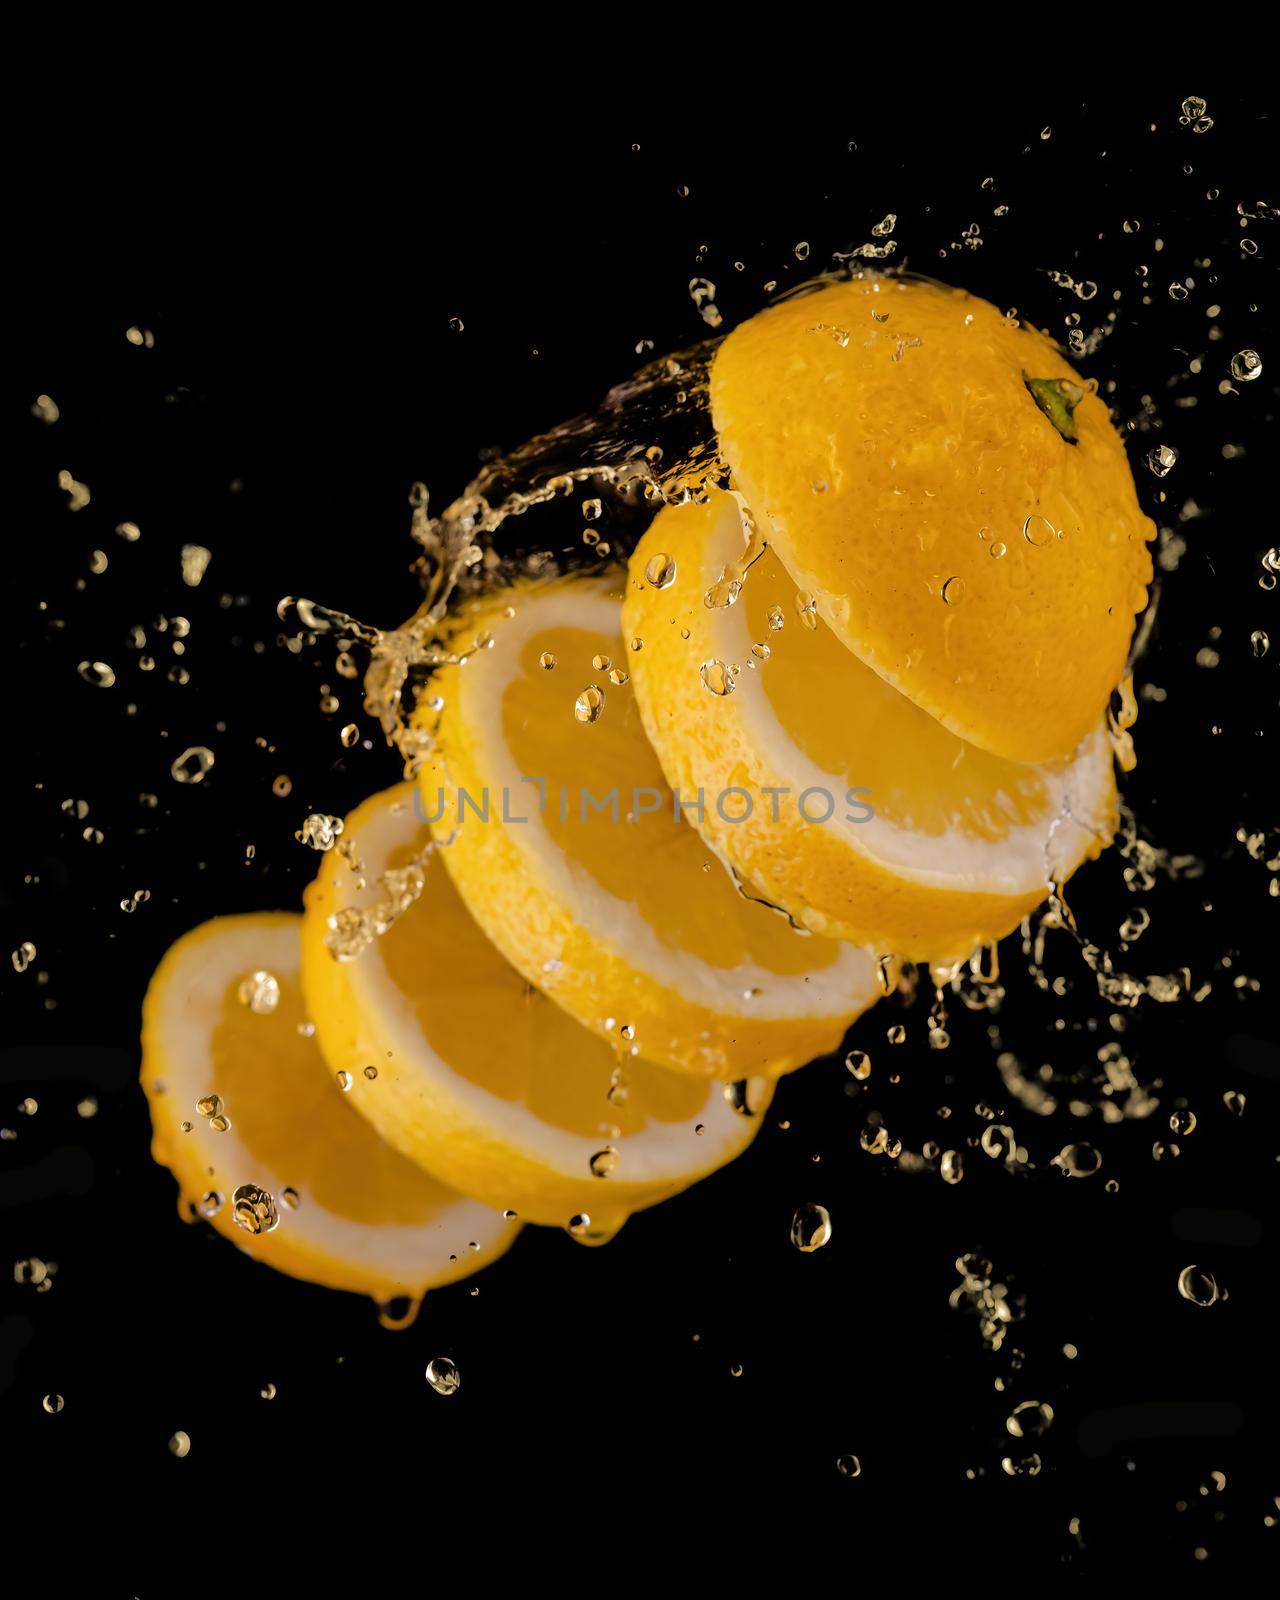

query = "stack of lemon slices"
[142,276,1153,1304]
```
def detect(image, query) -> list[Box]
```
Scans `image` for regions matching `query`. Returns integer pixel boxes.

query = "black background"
[5,87,1278,1582]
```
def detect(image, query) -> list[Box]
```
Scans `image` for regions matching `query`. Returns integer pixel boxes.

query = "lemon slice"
[142,913,520,1298]
[624,492,1117,963]
[300,784,774,1230]
[412,578,881,1077]
[710,276,1155,765]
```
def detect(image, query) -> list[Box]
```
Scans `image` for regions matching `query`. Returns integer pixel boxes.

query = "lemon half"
[711,276,1154,765]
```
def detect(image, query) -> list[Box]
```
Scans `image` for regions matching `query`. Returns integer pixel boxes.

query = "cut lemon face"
[710,276,1155,765]
[624,492,1117,963]
[411,577,881,1077]
[142,913,520,1298]
[300,784,774,1230]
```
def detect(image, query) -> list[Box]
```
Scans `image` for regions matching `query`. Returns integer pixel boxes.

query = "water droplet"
[169,1430,191,1457]
[1146,443,1178,477]
[42,1394,64,1415]
[941,576,965,605]
[940,1150,964,1185]
[589,1146,619,1178]
[78,660,116,688]
[1250,630,1269,658]
[1177,1265,1220,1307]
[336,1070,353,1092]
[844,1049,871,1081]
[231,1184,279,1235]
[835,1454,862,1478]
[425,1356,461,1395]
[297,812,343,851]
[574,684,605,723]
[171,746,214,785]
[1169,1108,1197,1136]
[1001,1452,1042,1477]
[1054,1143,1101,1178]
[1007,1400,1054,1438]
[790,1202,832,1253]
[1230,348,1262,383]
[700,660,738,697]
[723,1077,769,1116]
[181,543,212,586]
[539,651,557,670]
[237,970,280,1015]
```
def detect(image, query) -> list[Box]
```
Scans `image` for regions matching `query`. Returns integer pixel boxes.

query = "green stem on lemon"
[1024,376,1084,442]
